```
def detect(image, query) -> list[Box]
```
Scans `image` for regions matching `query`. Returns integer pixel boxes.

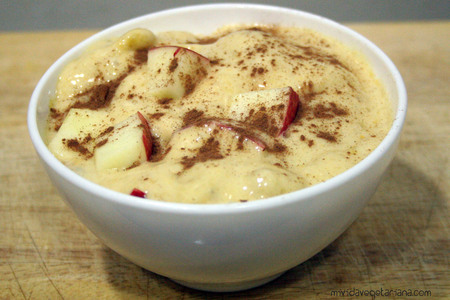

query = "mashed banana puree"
[46,25,392,203]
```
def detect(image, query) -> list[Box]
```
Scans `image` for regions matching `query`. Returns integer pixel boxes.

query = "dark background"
[1,0,449,31]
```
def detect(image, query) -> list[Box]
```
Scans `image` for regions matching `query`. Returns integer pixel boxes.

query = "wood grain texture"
[1,22,448,299]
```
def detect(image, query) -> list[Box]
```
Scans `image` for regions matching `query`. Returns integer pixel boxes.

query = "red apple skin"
[137,112,153,160]
[130,188,146,198]
[278,87,300,136]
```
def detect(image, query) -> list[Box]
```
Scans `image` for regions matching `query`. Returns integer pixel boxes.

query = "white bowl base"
[171,271,285,292]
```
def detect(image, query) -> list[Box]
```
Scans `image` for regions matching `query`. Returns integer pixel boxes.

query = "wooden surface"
[1,22,449,299]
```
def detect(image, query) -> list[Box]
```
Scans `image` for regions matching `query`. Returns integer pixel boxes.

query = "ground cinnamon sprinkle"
[180,137,224,171]
[95,139,108,148]
[182,74,196,96]
[64,138,93,158]
[316,131,337,142]
[329,102,348,116]
[209,59,222,65]
[149,139,167,162]
[168,57,178,73]
[49,108,65,131]
[149,112,165,120]
[158,98,173,106]
[250,67,266,77]
[72,71,130,111]
[134,49,149,64]
[183,109,205,126]
[64,50,150,114]
[157,98,173,109]
[313,103,348,119]
[246,107,278,137]
[94,126,114,148]
[267,142,287,153]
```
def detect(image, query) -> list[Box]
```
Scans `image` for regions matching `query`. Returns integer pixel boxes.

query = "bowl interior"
[29,4,407,212]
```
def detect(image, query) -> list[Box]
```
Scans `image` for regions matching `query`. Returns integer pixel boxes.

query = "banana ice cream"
[46,25,393,204]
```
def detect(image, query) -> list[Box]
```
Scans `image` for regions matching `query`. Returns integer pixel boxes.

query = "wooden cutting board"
[0,21,448,299]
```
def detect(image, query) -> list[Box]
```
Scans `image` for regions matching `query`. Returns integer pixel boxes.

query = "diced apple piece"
[229,86,300,137]
[48,108,109,161]
[94,112,152,170]
[147,46,210,99]
[130,188,147,198]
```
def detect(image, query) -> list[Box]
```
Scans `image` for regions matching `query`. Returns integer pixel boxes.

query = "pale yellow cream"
[46,25,393,204]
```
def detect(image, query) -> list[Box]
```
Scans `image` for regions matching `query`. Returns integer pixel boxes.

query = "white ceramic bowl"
[28,4,407,292]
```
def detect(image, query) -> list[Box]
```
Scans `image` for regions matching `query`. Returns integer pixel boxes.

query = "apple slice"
[147,46,210,99]
[48,108,109,161]
[229,86,300,137]
[94,112,152,170]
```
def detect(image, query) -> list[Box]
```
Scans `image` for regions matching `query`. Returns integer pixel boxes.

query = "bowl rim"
[27,3,407,215]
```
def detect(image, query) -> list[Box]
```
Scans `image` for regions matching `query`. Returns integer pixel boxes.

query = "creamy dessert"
[46,25,392,204]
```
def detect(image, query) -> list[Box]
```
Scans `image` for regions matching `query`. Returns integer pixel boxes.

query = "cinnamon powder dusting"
[180,137,224,171]
[183,109,205,126]
[64,136,93,158]
[316,131,337,143]
[134,49,148,64]
[72,70,131,111]
[168,57,178,72]
[246,107,278,137]
[313,102,348,119]
[49,108,65,131]
[61,49,147,114]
